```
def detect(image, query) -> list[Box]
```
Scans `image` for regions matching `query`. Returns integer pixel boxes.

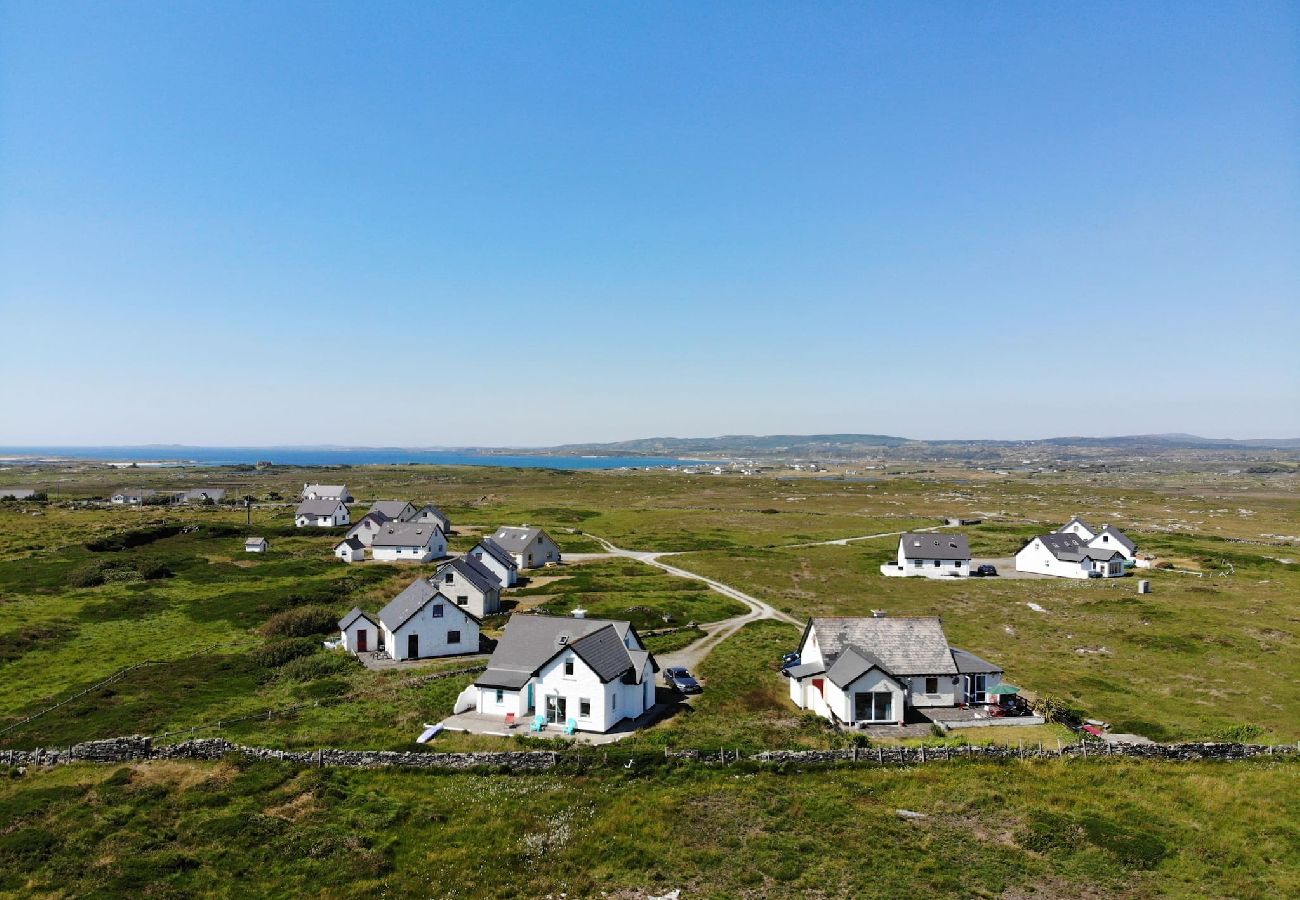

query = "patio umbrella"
[986,684,1020,695]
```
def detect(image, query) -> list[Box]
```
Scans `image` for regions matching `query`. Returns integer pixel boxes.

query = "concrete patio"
[439,701,679,745]
[922,706,1047,729]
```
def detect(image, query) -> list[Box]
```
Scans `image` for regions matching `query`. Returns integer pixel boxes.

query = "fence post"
[920,745,925,763]
[877,747,883,764]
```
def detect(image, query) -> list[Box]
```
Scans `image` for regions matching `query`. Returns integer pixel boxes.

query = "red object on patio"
[504,712,516,729]
[1081,724,1103,736]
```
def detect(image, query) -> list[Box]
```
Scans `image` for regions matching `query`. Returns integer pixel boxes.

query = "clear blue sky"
[2,2,1297,445]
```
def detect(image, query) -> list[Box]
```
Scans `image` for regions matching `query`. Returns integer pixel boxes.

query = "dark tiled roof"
[1033,532,1089,561]
[898,532,971,561]
[297,498,344,517]
[473,614,647,689]
[474,539,518,569]
[1093,525,1136,553]
[951,647,1003,674]
[372,523,441,548]
[368,500,413,520]
[490,526,545,553]
[436,557,500,594]
[338,607,377,630]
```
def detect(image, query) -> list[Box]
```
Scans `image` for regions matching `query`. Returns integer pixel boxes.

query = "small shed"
[244,537,268,553]
[335,537,366,563]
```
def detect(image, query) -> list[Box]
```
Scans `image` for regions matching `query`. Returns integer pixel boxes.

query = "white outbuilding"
[295,498,350,528]
[339,607,380,654]
[244,536,268,553]
[334,537,367,563]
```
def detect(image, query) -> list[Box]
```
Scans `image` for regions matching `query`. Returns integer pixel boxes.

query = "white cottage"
[411,504,452,534]
[295,498,350,527]
[244,536,268,553]
[377,579,480,661]
[303,483,353,502]
[343,511,390,547]
[334,537,367,563]
[474,614,658,733]
[111,489,157,505]
[881,533,971,578]
[368,500,417,522]
[786,616,1004,726]
[469,539,519,587]
[1015,533,1124,578]
[1054,518,1139,562]
[370,523,447,563]
[489,526,561,570]
[432,556,502,618]
[338,607,380,653]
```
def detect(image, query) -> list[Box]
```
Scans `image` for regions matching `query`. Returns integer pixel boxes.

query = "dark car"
[781,651,801,671]
[1087,570,1103,579]
[664,666,702,694]
[976,564,999,577]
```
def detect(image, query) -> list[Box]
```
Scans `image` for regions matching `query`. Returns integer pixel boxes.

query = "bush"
[1216,723,1264,743]
[259,605,338,638]
[251,637,320,669]
[277,652,354,682]
[86,525,185,552]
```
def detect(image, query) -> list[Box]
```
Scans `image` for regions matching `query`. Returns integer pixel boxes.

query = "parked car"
[976,564,999,577]
[1087,570,1103,579]
[663,666,702,694]
[781,651,801,671]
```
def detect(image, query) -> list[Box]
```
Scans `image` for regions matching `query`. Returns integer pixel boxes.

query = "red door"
[356,629,367,652]
[812,678,825,696]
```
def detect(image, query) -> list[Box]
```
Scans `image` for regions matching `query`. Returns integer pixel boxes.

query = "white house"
[111,489,157,505]
[368,500,417,522]
[411,504,452,534]
[785,616,1004,726]
[295,498,350,527]
[377,579,481,661]
[338,607,380,653]
[469,539,519,587]
[1015,533,1125,578]
[474,614,658,733]
[244,536,268,553]
[343,511,391,547]
[432,557,502,618]
[1054,517,1139,562]
[370,523,447,563]
[881,533,971,578]
[303,483,353,502]
[178,488,226,504]
[489,526,562,570]
[334,537,367,563]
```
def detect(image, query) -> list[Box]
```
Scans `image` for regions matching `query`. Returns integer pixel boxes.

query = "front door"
[526,683,535,712]
[545,695,567,724]
[407,634,419,659]
[356,629,367,652]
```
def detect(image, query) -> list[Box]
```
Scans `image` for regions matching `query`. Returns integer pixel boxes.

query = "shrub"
[136,561,174,580]
[276,653,354,682]
[1216,723,1264,743]
[251,637,320,669]
[259,605,338,638]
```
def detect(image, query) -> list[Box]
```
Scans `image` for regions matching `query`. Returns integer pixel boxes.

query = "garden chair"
[563,718,577,736]
[530,714,546,733]
[504,712,516,729]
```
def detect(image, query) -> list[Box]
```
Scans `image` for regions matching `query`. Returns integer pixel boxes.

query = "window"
[456,596,468,606]
[444,573,454,583]
[951,559,960,566]
[913,559,922,567]
[933,559,941,567]
[579,698,591,718]
[431,604,444,618]
[495,689,504,704]
[563,657,574,676]
[925,677,939,694]
[966,674,987,704]
[853,691,894,722]
[612,694,617,711]
[447,630,461,644]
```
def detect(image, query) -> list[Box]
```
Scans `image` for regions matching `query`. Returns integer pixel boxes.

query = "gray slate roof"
[475,614,651,689]
[115,488,157,499]
[336,537,365,551]
[899,532,971,561]
[1056,516,1097,535]
[297,498,344,517]
[825,646,906,689]
[415,504,450,523]
[808,616,958,676]
[369,500,414,520]
[951,648,1003,674]
[436,557,500,594]
[338,607,377,630]
[490,526,546,553]
[783,661,826,678]
[372,523,441,548]
[1093,525,1136,553]
[1034,533,1121,562]
[303,484,348,498]
[474,539,518,570]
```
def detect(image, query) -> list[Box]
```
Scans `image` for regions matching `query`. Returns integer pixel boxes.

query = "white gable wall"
[1088,532,1135,560]
[341,618,378,653]
[470,548,517,587]
[1059,521,1096,541]
[382,599,479,661]
[372,530,447,563]
[434,566,501,618]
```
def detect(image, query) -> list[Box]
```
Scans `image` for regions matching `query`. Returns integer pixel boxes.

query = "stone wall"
[2,736,1294,773]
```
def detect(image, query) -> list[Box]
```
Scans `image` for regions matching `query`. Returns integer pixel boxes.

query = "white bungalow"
[177,488,226,504]
[1015,533,1124,578]
[244,536,268,553]
[489,526,562,569]
[370,523,447,563]
[785,616,1005,726]
[474,614,658,733]
[338,607,380,653]
[432,557,502,618]
[111,489,157,505]
[334,537,367,563]
[881,533,971,578]
[295,498,350,527]
[303,483,353,502]
[411,504,452,534]
[469,539,519,587]
[343,511,390,547]
[377,579,481,661]
[368,500,417,522]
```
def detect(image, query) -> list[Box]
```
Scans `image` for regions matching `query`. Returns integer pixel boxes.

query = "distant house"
[785,616,1005,726]
[338,607,380,654]
[334,537,367,563]
[1051,517,1137,561]
[177,488,226,504]
[295,498,350,527]
[110,489,157,505]
[368,500,417,522]
[0,488,37,500]
[433,557,502,618]
[489,526,561,569]
[881,533,971,578]
[244,537,268,553]
[474,614,658,733]
[410,504,452,534]
[343,511,391,547]
[370,523,447,563]
[377,579,481,661]
[469,539,519,587]
[1014,533,1125,578]
[302,483,353,503]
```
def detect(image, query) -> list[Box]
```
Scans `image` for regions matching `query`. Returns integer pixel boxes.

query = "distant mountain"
[548,433,914,457]
[1039,433,1300,451]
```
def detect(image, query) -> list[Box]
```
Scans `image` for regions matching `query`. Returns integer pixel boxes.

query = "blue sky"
[2,2,1297,445]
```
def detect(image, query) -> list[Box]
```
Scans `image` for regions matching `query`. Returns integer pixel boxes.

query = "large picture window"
[853,691,894,722]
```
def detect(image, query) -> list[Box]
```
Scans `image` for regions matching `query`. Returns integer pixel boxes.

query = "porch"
[440,702,676,745]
